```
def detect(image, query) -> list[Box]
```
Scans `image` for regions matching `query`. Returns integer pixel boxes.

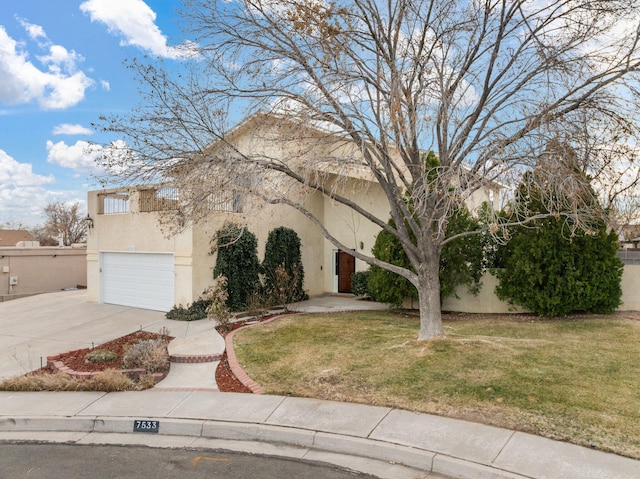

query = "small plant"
[123,339,169,373]
[166,298,211,321]
[0,372,82,392]
[246,290,269,320]
[203,276,233,332]
[268,264,306,312]
[85,349,118,363]
[158,326,171,342]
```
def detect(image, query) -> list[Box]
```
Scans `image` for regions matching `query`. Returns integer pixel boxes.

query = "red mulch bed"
[213,318,268,393]
[47,323,253,393]
[50,331,172,373]
[215,351,252,393]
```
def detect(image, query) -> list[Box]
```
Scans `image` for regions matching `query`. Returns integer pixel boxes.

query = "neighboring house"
[0,244,87,301]
[0,229,87,301]
[86,113,501,312]
[0,229,36,246]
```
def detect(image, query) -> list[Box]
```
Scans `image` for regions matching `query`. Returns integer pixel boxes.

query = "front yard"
[233,311,640,459]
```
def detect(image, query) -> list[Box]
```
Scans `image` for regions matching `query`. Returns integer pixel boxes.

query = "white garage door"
[101,252,174,312]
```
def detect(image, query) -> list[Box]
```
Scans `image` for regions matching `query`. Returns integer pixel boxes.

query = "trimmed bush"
[495,220,623,316]
[262,227,307,303]
[212,222,260,311]
[165,298,211,321]
[351,270,371,297]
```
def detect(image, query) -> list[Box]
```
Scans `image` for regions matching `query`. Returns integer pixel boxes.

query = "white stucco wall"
[0,247,86,299]
[441,272,529,314]
[319,179,392,293]
[621,265,640,311]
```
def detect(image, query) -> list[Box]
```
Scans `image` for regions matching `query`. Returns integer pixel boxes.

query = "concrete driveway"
[0,290,216,380]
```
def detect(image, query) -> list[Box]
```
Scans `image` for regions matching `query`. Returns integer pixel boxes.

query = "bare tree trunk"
[417,257,444,340]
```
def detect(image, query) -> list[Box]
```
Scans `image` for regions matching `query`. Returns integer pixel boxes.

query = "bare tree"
[98,0,640,339]
[1,221,28,230]
[37,202,87,246]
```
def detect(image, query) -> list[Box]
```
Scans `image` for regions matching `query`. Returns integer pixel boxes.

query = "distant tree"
[261,227,307,303]
[33,202,86,246]
[30,224,58,246]
[495,154,624,316]
[1,221,27,229]
[212,222,260,311]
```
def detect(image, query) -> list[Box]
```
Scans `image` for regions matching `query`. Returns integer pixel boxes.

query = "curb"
[0,415,527,479]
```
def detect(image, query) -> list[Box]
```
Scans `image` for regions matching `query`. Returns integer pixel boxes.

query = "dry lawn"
[234,311,640,459]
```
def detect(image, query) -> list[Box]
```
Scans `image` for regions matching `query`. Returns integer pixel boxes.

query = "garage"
[101,252,174,312]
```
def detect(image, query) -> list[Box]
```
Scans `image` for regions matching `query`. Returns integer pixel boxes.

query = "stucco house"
[0,229,36,246]
[86,113,501,312]
[0,229,87,302]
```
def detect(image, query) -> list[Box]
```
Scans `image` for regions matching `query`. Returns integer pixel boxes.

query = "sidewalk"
[1,291,639,479]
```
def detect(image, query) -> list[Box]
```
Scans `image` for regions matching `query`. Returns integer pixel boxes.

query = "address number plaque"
[133,420,160,433]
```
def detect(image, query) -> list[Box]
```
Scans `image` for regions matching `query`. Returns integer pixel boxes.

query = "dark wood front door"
[337,250,355,293]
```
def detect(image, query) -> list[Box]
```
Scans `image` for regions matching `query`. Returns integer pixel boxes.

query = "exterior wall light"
[86,214,94,229]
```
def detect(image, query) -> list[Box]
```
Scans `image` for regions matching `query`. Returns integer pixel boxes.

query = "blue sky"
[0,0,187,227]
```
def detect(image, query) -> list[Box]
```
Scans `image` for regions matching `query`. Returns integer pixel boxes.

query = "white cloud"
[37,44,83,73]
[0,149,54,187]
[80,0,191,59]
[52,124,94,136]
[0,24,94,109]
[46,139,133,178]
[46,140,103,172]
[17,18,46,43]
[100,79,110,91]
[0,149,56,224]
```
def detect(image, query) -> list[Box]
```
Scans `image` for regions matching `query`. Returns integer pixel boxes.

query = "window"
[139,186,179,212]
[99,191,130,215]
[206,189,243,213]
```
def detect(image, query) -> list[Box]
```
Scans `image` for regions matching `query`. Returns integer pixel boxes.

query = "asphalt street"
[0,442,378,479]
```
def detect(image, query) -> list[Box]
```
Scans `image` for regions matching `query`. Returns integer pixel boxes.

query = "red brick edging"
[224,315,285,394]
[46,353,164,382]
[169,353,223,363]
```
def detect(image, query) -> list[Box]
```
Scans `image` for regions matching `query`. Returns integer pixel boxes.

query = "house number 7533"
[133,420,159,433]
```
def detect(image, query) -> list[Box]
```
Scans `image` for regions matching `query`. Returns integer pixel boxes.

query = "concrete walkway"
[0,291,639,479]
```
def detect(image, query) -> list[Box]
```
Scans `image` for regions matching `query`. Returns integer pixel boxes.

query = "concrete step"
[167,330,225,363]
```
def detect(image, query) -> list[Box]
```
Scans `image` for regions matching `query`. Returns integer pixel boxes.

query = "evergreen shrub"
[494,168,623,316]
[351,270,371,297]
[261,226,307,303]
[212,222,260,311]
